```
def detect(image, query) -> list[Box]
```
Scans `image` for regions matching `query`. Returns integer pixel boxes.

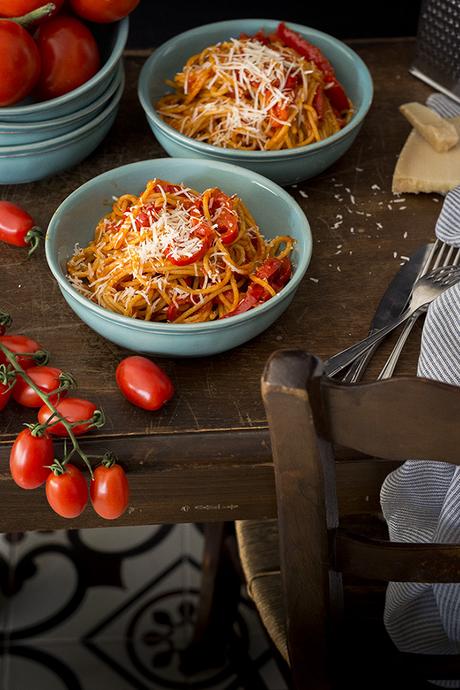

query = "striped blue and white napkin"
[380,94,460,687]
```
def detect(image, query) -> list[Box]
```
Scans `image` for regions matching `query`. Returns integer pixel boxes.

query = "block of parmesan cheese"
[392,116,460,194]
[399,102,459,152]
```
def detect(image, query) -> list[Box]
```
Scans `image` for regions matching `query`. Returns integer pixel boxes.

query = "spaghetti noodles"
[156,22,353,152]
[67,179,294,324]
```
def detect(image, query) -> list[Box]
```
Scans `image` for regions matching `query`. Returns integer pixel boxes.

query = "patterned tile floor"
[0,525,289,690]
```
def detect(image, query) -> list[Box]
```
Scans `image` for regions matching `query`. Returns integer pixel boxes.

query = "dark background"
[126,0,423,48]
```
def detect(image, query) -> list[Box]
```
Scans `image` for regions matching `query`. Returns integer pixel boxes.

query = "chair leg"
[181,522,241,673]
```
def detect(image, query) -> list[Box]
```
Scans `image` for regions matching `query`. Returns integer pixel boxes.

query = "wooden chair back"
[261,349,460,690]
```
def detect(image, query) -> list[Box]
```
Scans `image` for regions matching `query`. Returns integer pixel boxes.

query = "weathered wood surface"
[0,39,436,529]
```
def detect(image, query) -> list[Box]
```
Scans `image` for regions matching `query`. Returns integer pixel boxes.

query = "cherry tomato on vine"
[13,366,65,408]
[0,382,11,411]
[116,356,174,411]
[0,21,41,106]
[0,334,45,370]
[35,16,100,101]
[38,397,98,436]
[9,428,53,489]
[69,0,140,23]
[90,463,129,520]
[46,463,88,518]
[0,0,63,17]
[0,201,42,254]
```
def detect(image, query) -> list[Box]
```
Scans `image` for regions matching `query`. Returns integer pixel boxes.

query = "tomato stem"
[10,3,56,27]
[0,311,12,334]
[24,227,44,257]
[0,343,103,479]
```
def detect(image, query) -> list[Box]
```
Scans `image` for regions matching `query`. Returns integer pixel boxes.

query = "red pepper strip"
[325,81,350,113]
[166,220,214,267]
[253,29,270,45]
[208,190,239,245]
[313,84,325,120]
[167,303,179,322]
[276,22,349,113]
[225,257,292,317]
[285,73,300,91]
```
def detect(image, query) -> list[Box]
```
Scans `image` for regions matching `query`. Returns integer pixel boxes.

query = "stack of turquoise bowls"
[0,18,129,184]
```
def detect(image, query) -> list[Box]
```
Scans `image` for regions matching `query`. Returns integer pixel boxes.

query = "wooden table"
[0,38,440,531]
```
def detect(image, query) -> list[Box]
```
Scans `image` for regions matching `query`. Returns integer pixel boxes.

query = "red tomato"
[0,201,42,254]
[9,428,53,489]
[0,382,11,411]
[116,356,174,411]
[46,463,88,518]
[0,0,63,18]
[13,366,64,408]
[35,16,100,101]
[0,21,41,106]
[69,0,139,23]
[38,397,98,436]
[0,334,44,370]
[90,463,129,520]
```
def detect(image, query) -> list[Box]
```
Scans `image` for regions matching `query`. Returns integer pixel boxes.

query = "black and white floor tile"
[0,525,288,690]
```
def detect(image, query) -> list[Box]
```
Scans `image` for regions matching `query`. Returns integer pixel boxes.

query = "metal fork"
[378,242,460,379]
[343,242,438,383]
[324,264,460,377]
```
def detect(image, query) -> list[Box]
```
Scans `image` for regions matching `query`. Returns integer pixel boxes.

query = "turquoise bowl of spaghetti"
[138,19,373,186]
[45,158,312,357]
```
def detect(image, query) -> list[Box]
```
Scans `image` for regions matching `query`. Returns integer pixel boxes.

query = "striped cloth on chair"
[381,94,460,687]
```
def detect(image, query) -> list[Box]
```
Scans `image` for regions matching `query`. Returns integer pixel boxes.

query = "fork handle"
[378,313,421,380]
[324,307,417,377]
[342,333,379,383]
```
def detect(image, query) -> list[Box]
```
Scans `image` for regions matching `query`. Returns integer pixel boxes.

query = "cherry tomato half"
[0,201,42,254]
[10,428,53,490]
[0,334,44,370]
[13,366,64,408]
[0,21,41,106]
[90,463,129,520]
[35,16,100,101]
[0,0,63,18]
[116,356,174,411]
[46,463,88,518]
[69,0,139,23]
[38,397,98,436]
[0,382,11,412]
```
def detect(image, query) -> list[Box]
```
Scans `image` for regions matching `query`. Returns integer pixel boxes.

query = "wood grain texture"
[0,39,435,528]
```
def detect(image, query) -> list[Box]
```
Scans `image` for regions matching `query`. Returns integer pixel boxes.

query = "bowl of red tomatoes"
[0,0,137,182]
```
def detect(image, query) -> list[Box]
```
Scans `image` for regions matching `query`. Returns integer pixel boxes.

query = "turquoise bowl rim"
[0,17,128,119]
[138,18,373,161]
[45,158,312,334]
[0,63,123,133]
[0,69,124,157]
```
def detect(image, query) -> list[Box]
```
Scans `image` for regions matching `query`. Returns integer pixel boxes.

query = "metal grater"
[410,0,460,104]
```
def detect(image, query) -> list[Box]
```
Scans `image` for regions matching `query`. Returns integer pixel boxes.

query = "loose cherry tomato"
[9,428,53,489]
[35,16,100,101]
[0,334,45,370]
[13,366,65,408]
[0,201,42,254]
[90,462,129,520]
[69,0,139,23]
[0,21,41,106]
[38,397,98,436]
[46,463,88,518]
[116,356,174,411]
[0,382,11,411]
[0,0,63,18]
